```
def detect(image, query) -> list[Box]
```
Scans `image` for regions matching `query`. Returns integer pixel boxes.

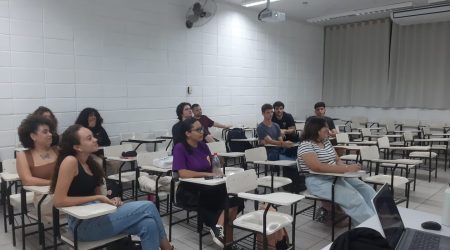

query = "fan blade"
[193,2,204,15]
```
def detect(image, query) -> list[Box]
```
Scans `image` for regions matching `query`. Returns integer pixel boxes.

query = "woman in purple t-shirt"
[172,118,243,248]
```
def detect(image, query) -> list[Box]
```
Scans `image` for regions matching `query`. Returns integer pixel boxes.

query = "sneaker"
[210,225,225,248]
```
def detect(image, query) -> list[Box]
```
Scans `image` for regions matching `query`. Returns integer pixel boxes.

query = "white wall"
[0,0,323,159]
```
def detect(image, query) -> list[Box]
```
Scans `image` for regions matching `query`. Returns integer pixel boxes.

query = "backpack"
[330,227,392,250]
[226,128,253,152]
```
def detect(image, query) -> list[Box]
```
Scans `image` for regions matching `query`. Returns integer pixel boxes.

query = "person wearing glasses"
[172,117,243,248]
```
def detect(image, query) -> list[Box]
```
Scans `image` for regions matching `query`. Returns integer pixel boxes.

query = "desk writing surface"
[180,177,226,186]
[24,185,50,194]
[309,170,366,178]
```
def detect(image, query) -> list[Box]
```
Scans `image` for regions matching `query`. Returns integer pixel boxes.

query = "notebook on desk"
[372,184,450,250]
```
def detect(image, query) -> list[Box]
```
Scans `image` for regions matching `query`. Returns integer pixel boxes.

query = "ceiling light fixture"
[242,0,280,8]
[307,1,413,23]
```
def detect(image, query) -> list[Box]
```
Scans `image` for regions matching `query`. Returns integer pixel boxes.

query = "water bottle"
[442,185,450,226]
[211,153,223,176]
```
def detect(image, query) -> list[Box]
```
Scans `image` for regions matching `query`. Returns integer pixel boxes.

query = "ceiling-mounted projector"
[257,0,286,23]
[258,9,286,22]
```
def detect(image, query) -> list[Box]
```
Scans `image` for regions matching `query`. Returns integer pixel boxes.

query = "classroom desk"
[217,152,246,173]
[179,176,226,186]
[157,136,173,150]
[0,172,20,234]
[253,160,297,192]
[322,207,450,250]
[21,186,50,250]
[120,138,165,151]
[104,156,138,200]
[414,137,450,171]
[230,137,259,147]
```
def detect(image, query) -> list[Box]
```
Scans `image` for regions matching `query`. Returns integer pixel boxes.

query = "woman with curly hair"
[75,107,111,146]
[32,106,59,146]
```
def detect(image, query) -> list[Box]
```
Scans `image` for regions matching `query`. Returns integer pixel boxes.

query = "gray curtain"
[389,22,450,109]
[323,19,391,107]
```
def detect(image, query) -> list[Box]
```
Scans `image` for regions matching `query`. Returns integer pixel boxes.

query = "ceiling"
[223,0,435,24]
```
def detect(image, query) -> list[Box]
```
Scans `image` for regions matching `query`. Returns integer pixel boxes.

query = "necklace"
[39,151,51,160]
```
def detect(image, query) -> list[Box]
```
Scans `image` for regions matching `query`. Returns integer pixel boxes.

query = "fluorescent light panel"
[242,0,280,8]
[307,1,413,23]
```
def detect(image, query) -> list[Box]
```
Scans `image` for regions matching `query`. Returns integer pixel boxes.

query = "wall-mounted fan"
[185,0,217,29]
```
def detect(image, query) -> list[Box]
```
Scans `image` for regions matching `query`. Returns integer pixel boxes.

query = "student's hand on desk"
[345,164,361,172]
[111,197,123,207]
[97,195,115,206]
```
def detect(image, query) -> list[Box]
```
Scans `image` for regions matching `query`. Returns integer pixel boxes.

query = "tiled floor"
[1,162,449,250]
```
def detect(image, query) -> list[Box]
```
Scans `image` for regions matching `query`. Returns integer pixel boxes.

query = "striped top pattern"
[297,139,336,173]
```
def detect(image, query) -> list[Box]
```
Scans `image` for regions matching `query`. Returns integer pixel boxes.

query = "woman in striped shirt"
[297,117,376,225]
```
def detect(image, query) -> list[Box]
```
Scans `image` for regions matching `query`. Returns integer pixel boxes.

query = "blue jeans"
[67,201,166,250]
[305,175,376,225]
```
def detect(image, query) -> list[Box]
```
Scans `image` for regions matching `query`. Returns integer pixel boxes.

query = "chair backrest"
[421,126,431,136]
[360,128,372,137]
[207,141,227,154]
[103,144,133,158]
[351,116,368,128]
[403,120,420,129]
[336,133,349,144]
[385,121,396,133]
[2,159,17,173]
[137,151,168,166]
[226,169,257,194]
[359,146,380,161]
[377,137,390,149]
[244,147,267,162]
[403,131,414,142]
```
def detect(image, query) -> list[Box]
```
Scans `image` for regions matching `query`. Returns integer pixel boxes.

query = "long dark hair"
[301,117,328,142]
[180,117,198,154]
[50,124,104,194]
[75,107,104,128]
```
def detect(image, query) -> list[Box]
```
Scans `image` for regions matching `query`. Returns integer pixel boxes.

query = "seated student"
[306,101,337,138]
[272,101,299,143]
[272,101,305,192]
[32,106,60,146]
[191,103,232,142]
[50,125,173,250]
[297,117,376,225]
[16,115,58,221]
[75,107,111,147]
[171,102,192,147]
[256,103,295,161]
[17,115,58,186]
[172,117,243,248]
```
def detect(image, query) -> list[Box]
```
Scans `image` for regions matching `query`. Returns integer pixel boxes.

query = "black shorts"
[176,182,244,227]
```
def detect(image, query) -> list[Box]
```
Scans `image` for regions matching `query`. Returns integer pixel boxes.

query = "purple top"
[172,142,212,173]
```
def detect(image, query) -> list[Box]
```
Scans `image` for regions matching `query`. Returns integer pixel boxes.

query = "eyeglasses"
[191,127,204,133]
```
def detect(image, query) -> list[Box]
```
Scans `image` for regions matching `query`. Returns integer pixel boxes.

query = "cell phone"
[204,176,222,180]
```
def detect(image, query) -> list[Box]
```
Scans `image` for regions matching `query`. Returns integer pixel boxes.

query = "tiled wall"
[0,0,323,159]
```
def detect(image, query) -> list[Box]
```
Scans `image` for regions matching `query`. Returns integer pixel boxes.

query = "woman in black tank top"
[50,125,173,250]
